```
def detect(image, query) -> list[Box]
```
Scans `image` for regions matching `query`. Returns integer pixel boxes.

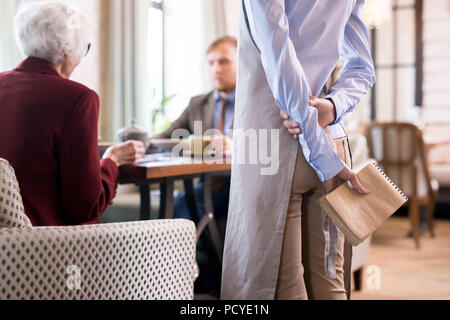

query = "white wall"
[422,0,450,124]
[422,0,450,164]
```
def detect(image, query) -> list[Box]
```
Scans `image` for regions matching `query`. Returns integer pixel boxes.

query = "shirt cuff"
[316,153,346,182]
[298,135,346,182]
[100,158,120,181]
[100,158,120,206]
[324,92,346,126]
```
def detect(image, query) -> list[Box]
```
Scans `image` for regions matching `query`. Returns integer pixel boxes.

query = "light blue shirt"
[243,0,376,182]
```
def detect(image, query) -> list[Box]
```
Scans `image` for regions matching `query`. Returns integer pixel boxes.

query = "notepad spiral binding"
[371,162,409,202]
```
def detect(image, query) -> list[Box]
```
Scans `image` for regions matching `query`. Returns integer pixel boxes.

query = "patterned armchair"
[0,158,197,300]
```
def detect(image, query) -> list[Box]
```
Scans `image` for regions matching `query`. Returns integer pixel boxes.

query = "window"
[148,0,165,114]
[164,0,207,120]
[372,0,422,121]
[0,1,22,72]
[147,0,211,134]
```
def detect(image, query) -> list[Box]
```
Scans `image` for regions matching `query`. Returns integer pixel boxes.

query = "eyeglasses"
[84,43,91,57]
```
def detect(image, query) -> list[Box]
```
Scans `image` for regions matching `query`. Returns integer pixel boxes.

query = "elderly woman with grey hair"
[0,0,145,226]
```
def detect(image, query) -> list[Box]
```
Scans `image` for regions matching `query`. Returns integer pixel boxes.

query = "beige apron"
[221,1,352,300]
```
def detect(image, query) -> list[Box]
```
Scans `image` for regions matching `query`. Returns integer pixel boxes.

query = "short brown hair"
[206,35,238,54]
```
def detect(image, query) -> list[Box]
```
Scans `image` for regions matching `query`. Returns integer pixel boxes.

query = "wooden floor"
[103,188,450,300]
[351,216,450,300]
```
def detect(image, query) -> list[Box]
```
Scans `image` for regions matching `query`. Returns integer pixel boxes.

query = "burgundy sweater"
[0,57,119,226]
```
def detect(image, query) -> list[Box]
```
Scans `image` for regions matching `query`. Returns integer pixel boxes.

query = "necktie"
[216,99,229,133]
[211,99,229,192]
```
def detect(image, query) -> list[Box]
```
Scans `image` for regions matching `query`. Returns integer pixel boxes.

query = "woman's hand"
[324,166,369,195]
[104,140,146,167]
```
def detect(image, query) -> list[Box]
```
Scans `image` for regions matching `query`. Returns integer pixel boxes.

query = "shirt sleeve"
[325,0,377,124]
[243,0,345,182]
[59,90,119,224]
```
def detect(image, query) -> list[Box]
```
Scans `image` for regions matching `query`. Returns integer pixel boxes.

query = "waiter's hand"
[310,96,336,128]
[280,96,337,139]
[280,97,365,194]
[280,111,302,139]
[324,166,369,195]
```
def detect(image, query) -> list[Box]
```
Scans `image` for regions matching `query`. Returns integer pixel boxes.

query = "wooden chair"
[366,122,439,249]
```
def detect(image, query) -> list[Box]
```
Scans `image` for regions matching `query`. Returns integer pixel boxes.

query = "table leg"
[139,185,151,221]
[202,174,224,264]
[185,177,223,262]
[184,179,201,225]
[159,179,175,220]
[185,177,223,292]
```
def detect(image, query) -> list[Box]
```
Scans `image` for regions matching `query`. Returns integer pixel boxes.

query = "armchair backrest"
[0,220,197,300]
[0,159,32,228]
[0,158,197,300]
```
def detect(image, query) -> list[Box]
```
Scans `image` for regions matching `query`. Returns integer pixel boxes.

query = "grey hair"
[14,0,90,66]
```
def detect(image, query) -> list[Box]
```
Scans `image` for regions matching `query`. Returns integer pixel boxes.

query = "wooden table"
[119,153,232,265]
[423,135,450,153]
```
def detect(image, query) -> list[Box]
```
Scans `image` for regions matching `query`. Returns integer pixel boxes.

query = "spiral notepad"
[319,163,408,246]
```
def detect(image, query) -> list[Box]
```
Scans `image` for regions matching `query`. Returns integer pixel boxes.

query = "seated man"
[152,36,237,223]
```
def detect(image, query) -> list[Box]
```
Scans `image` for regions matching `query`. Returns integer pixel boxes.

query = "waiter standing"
[222,0,376,300]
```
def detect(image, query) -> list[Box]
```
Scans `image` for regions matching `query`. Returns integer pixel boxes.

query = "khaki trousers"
[275,137,352,300]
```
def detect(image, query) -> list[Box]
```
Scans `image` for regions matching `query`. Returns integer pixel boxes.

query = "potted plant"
[151,94,176,135]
